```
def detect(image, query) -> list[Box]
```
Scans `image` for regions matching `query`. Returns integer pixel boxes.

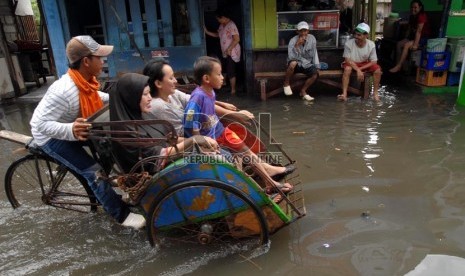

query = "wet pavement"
[1,75,465,275]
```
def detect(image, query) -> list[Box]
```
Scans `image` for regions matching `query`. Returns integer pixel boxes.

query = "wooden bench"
[255,70,373,101]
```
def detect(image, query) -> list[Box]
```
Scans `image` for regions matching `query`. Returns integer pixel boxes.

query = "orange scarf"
[68,69,103,118]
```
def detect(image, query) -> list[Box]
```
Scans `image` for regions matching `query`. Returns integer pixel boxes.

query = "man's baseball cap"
[66,35,114,64]
[296,21,310,30]
[355,22,370,34]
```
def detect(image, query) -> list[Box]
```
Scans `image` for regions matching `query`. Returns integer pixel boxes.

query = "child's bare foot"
[337,94,347,101]
[265,182,293,194]
[373,95,380,101]
[266,182,293,203]
[270,193,284,203]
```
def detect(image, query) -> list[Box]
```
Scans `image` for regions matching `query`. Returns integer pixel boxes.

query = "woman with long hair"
[389,0,431,73]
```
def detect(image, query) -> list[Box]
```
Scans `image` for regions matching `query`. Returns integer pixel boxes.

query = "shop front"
[41,0,205,79]
[248,0,351,98]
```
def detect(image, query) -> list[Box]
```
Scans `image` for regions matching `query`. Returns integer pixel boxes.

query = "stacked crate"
[416,38,449,86]
[446,37,465,86]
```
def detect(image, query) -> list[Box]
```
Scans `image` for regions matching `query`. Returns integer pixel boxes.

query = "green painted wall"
[265,1,278,48]
[251,0,277,49]
[391,0,444,12]
[252,0,267,48]
[447,0,465,37]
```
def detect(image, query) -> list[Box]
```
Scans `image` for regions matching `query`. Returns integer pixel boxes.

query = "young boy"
[183,56,294,201]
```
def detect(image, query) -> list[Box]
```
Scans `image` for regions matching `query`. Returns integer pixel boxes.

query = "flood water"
[1,79,465,275]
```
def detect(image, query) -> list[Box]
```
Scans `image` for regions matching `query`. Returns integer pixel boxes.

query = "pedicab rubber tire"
[4,154,98,212]
[146,179,270,247]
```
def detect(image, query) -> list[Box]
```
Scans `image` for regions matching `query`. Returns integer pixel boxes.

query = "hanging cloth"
[68,68,103,118]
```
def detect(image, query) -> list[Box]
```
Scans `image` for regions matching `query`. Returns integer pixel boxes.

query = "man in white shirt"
[30,36,145,229]
[338,22,382,101]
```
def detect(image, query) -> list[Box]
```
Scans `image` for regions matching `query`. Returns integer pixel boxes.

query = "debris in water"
[293,131,306,135]
[361,211,370,218]
[417,147,443,153]
[362,186,370,192]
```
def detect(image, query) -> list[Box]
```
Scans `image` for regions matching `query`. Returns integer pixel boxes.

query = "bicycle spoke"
[5,155,97,212]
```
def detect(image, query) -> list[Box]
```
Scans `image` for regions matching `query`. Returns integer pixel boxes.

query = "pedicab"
[87,105,306,253]
[1,105,306,256]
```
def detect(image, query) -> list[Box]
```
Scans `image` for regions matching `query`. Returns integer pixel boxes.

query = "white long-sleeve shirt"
[30,73,109,146]
[287,33,320,69]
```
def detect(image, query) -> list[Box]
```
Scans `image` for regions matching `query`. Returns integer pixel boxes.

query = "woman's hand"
[193,135,219,153]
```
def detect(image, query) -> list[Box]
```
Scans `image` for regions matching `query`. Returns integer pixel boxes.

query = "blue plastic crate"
[421,51,451,70]
[447,71,461,86]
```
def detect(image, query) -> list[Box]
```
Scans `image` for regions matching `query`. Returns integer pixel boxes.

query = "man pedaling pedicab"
[29,36,146,229]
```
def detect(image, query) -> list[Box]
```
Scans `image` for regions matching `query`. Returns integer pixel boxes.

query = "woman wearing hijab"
[109,73,219,173]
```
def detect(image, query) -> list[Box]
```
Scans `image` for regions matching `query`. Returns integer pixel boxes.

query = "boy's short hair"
[193,56,221,85]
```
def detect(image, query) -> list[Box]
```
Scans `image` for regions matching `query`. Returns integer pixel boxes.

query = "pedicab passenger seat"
[86,105,179,176]
[87,105,180,204]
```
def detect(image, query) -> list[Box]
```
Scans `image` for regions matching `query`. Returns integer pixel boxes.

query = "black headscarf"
[109,73,164,173]
[109,73,149,121]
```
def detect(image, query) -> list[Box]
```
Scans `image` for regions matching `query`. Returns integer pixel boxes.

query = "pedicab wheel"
[147,180,269,253]
[4,154,97,212]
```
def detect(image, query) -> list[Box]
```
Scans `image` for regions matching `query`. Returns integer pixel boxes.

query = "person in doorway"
[338,22,382,102]
[183,56,296,203]
[29,35,145,229]
[283,21,320,101]
[389,0,431,73]
[204,8,241,95]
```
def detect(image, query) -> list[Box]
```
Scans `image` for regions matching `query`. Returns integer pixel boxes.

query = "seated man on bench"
[338,23,382,102]
[283,21,320,102]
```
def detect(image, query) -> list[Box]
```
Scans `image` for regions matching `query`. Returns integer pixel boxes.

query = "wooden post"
[259,78,267,101]
[363,76,371,99]
[0,21,20,97]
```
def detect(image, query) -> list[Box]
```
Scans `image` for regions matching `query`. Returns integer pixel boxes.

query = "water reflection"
[2,85,465,275]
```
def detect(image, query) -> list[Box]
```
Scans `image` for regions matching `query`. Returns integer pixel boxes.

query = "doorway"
[202,0,245,94]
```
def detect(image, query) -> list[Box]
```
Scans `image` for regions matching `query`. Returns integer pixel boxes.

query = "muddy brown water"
[1,82,465,275]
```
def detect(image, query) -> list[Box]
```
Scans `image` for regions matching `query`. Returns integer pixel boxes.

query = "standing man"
[338,22,382,101]
[30,36,145,229]
[283,21,320,101]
